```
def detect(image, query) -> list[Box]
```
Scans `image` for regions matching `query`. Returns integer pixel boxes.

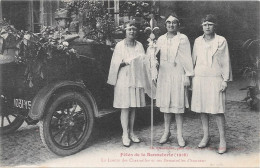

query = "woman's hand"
[124,58,131,65]
[120,59,130,68]
[119,62,127,68]
[220,81,227,92]
[184,76,190,87]
[152,79,157,87]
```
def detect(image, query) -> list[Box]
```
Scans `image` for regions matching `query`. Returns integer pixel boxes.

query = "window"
[1,1,31,31]
[31,1,41,32]
[103,1,155,26]
[103,0,119,26]
[41,0,60,27]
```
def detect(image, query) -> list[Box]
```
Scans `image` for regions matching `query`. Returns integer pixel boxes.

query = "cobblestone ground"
[0,101,259,167]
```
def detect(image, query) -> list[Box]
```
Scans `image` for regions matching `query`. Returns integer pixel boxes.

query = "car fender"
[28,80,98,120]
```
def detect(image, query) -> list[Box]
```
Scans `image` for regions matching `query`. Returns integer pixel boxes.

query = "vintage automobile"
[0,41,124,156]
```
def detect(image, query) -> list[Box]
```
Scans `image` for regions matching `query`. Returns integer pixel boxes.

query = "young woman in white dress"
[155,14,194,147]
[191,14,232,154]
[107,21,146,147]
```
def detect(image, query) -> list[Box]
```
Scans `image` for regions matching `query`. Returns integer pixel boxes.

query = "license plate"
[14,99,32,109]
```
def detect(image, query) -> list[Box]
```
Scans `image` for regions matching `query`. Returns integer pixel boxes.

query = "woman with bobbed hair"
[107,20,146,147]
[155,13,194,147]
[191,14,232,154]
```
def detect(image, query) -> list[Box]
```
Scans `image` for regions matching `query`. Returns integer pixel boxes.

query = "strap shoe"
[130,134,141,143]
[198,137,210,148]
[218,141,227,154]
[159,132,171,144]
[177,136,186,147]
[122,135,131,147]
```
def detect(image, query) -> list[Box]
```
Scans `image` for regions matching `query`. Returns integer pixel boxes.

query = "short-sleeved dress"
[155,32,194,113]
[107,39,146,108]
[191,34,232,114]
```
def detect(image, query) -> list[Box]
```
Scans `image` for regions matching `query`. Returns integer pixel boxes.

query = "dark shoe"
[177,136,186,147]
[130,134,141,143]
[159,132,171,144]
[122,136,131,147]
[198,137,210,148]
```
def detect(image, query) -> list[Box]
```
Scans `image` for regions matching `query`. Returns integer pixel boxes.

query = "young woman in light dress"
[107,21,146,147]
[191,14,232,154]
[155,14,194,147]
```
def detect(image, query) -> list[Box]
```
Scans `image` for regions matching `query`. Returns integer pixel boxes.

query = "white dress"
[155,32,194,113]
[191,34,232,114]
[107,39,146,108]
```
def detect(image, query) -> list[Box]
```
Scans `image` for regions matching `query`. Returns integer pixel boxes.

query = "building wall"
[1,1,31,30]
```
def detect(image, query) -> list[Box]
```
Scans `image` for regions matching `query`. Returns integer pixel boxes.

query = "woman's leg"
[121,108,130,137]
[121,108,131,146]
[129,108,136,136]
[159,113,172,143]
[129,108,141,142]
[198,113,210,147]
[164,113,172,134]
[175,113,185,146]
[215,114,226,153]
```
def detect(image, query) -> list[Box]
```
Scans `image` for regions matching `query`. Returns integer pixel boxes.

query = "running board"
[97,108,119,118]
[97,103,158,118]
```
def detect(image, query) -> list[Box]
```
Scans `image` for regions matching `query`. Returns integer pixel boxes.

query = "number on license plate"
[14,99,32,109]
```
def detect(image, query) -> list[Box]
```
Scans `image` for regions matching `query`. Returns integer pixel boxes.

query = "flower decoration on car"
[0,20,79,87]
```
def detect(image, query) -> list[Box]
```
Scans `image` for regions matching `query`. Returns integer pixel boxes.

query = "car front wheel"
[39,91,94,156]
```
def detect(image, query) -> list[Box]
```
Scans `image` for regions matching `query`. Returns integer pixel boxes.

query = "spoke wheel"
[39,92,94,156]
[0,95,24,135]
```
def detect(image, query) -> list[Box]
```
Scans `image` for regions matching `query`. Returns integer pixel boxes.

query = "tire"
[0,113,24,135]
[0,96,24,135]
[39,91,94,156]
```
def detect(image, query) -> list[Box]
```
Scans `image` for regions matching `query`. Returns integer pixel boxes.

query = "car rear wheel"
[39,91,94,156]
[0,95,24,135]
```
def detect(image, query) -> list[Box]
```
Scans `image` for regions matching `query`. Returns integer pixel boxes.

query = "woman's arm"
[107,43,123,85]
[192,39,198,67]
[217,38,232,91]
[178,36,194,77]
[218,39,232,82]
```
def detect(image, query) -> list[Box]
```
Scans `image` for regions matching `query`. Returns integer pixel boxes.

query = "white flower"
[69,48,76,53]
[24,34,31,40]
[62,41,69,47]
[57,45,64,50]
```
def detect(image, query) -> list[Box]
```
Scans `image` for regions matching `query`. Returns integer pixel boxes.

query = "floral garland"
[0,20,78,87]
